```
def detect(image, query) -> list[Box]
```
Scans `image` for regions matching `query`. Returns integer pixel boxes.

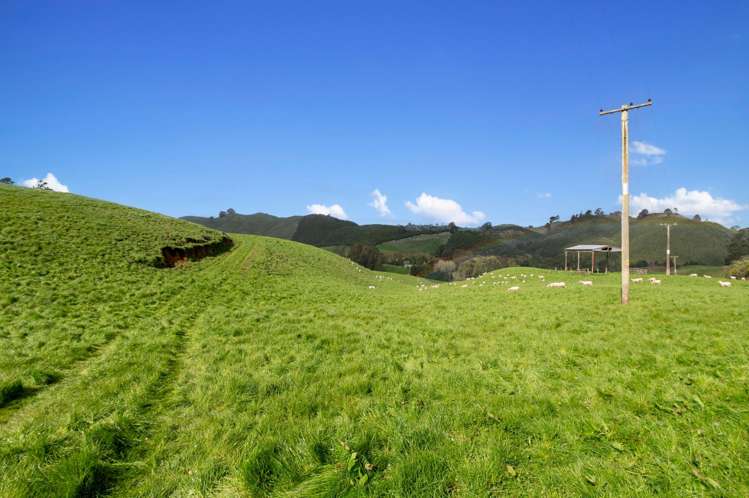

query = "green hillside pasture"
[0,185,228,414]
[380,263,410,274]
[377,231,451,255]
[2,230,748,495]
[482,215,732,267]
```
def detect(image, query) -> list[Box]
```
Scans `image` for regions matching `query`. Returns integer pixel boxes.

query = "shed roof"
[565,244,621,252]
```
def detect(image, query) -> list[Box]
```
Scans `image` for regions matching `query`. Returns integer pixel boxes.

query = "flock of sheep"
[357,258,744,293]
[404,269,743,293]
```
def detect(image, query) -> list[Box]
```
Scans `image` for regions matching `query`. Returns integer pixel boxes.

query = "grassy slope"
[377,232,451,255]
[0,185,227,404]
[2,188,749,496]
[480,215,732,266]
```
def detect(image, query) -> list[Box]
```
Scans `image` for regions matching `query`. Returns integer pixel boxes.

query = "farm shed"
[564,244,621,272]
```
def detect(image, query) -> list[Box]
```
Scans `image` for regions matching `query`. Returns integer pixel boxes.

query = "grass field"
[2,186,749,496]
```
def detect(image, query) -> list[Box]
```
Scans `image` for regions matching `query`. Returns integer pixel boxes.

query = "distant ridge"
[183,210,736,267]
[182,212,443,247]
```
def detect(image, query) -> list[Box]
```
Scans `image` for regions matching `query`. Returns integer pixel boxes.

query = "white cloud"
[405,192,486,226]
[631,140,666,166]
[537,192,552,199]
[306,203,348,220]
[369,189,391,216]
[630,187,745,225]
[21,172,70,192]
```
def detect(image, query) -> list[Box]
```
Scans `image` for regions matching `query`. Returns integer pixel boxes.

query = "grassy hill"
[191,209,735,271]
[476,214,734,267]
[377,232,451,255]
[2,186,749,496]
[182,212,302,240]
[183,212,427,247]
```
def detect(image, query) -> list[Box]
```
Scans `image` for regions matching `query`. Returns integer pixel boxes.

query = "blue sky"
[2,1,747,226]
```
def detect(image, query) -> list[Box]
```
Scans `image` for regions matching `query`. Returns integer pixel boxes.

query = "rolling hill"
[182,212,302,240]
[185,209,735,268]
[2,185,749,495]
[479,214,733,267]
[183,211,440,247]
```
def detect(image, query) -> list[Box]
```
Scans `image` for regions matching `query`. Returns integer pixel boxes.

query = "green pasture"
[1,186,748,497]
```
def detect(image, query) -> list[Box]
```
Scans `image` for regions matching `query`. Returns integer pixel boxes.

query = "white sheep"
[579,280,593,286]
[631,277,643,283]
[507,286,520,292]
[704,275,712,279]
[729,276,737,280]
[546,282,566,288]
[719,281,732,288]
[368,285,376,289]
[650,279,661,285]
[689,273,698,277]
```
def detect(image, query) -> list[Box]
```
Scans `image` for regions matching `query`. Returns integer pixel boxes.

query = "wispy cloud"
[630,187,745,225]
[631,140,666,166]
[306,203,348,220]
[537,192,552,199]
[369,189,391,216]
[21,172,70,192]
[405,192,486,226]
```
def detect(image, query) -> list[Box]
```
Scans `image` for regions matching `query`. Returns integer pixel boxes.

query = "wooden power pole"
[600,99,652,304]
[660,223,677,275]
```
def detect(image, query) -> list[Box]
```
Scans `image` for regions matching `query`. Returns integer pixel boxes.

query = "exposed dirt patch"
[159,236,234,267]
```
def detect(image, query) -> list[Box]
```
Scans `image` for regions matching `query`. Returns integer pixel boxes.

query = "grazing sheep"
[507,286,520,292]
[689,273,699,277]
[729,276,737,280]
[631,277,643,283]
[719,281,732,288]
[579,280,593,286]
[704,275,712,279]
[650,279,661,285]
[368,285,376,289]
[546,282,566,288]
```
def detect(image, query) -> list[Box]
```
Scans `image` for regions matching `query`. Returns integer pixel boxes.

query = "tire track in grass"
[0,271,202,422]
[105,237,255,497]
[1,241,245,428]
[0,329,132,425]
[0,243,247,497]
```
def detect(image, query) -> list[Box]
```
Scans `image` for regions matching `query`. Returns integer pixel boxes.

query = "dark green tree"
[348,244,382,270]
[727,228,749,263]
[0,177,12,184]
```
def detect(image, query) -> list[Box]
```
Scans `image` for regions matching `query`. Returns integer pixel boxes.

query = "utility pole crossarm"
[599,99,653,115]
